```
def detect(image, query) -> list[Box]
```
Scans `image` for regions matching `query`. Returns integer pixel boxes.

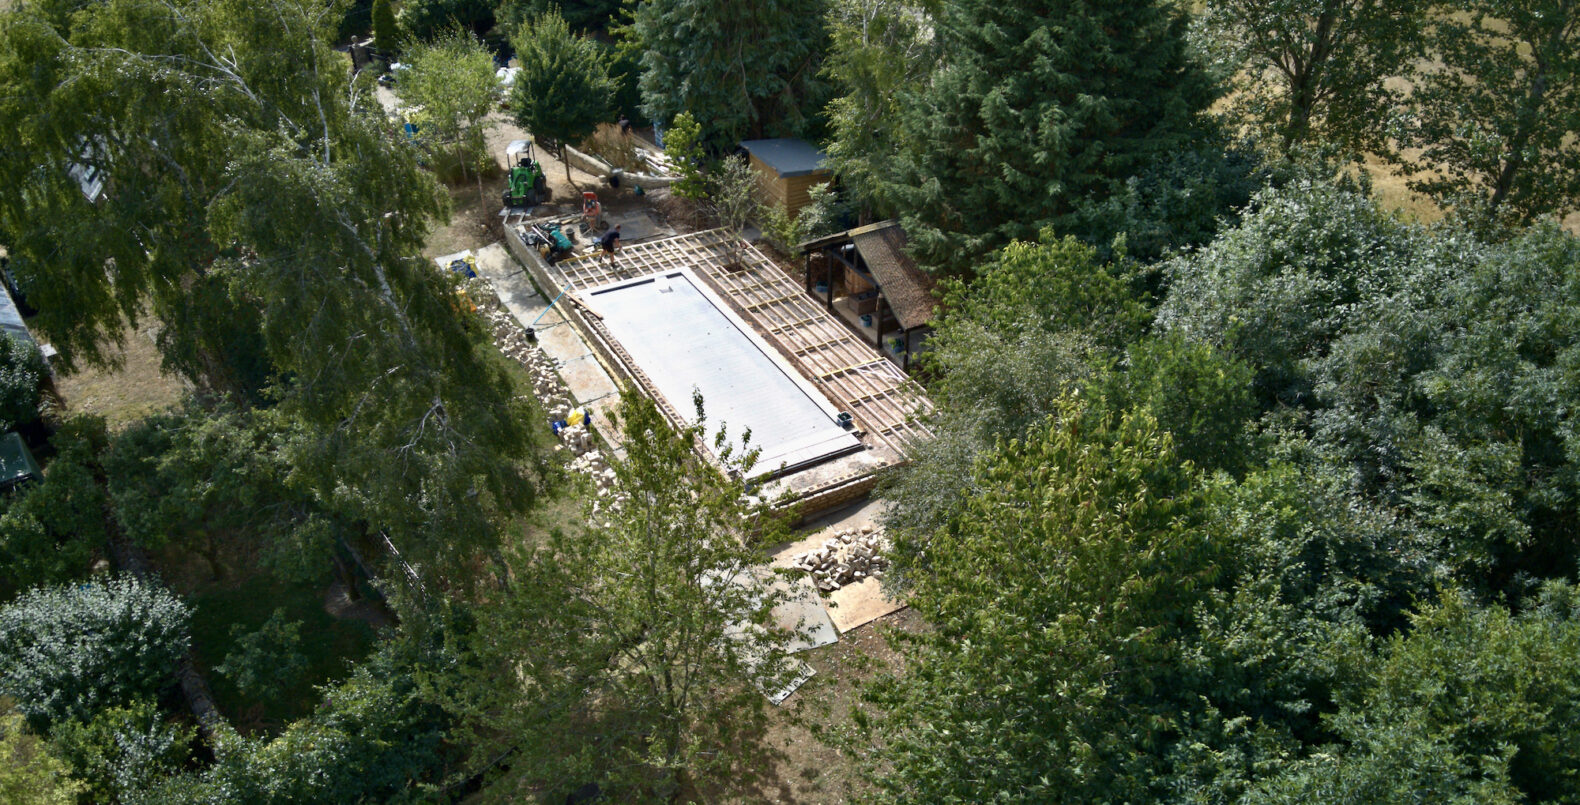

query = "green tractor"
[502,138,549,208]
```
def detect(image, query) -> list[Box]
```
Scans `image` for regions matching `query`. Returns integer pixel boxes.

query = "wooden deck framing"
[547,230,934,456]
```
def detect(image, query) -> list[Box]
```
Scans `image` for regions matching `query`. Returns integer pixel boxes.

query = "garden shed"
[739,139,831,218]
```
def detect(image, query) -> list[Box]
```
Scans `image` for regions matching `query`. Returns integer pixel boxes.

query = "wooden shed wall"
[748,153,831,219]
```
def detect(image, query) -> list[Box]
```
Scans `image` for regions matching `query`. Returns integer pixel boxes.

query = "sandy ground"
[422,111,657,259]
[731,607,924,803]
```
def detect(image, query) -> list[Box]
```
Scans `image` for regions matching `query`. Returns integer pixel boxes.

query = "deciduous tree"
[708,157,760,267]
[399,0,494,40]
[1396,0,1580,223]
[0,701,79,805]
[215,609,308,702]
[1195,0,1426,150]
[859,398,1222,801]
[510,8,616,182]
[0,335,45,431]
[0,577,190,730]
[398,30,498,180]
[497,0,622,34]
[0,0,539,586]
[0,418,110,602]
[1249,585,1580,803]
[442,392,799,801]
[663,111,707,201]
[49,699,193,804]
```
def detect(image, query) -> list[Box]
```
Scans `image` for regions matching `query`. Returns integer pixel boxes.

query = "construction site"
[428,130,935,712]
[493,210,935,515]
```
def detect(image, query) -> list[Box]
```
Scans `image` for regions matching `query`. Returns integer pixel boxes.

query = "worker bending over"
[600,224,622,266]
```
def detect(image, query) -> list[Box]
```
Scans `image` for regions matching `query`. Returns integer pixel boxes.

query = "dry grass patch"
[52,319,187,429]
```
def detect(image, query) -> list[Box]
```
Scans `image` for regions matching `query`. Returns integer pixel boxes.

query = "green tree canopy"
[0,701,79,805]
[631,0,831,150]
[150,636,453,802]
[881,0,1215,272]
[663,111,707,201]
[0,334,45,432]
[1159,181,1580,595]
[498,0,623,34]
[1250,585,1580,803]
[0,0,539,586]
[214,609,308,702]
[398,0,494,40]
[440,392,799,800]
[1155,180,1416,408]
[397,29,498,178]
[49,699,193,804]
[0,418,110,602]
[860,398,1222,801]
[820,0,939,216]
[1395,0,1580,223]
[510,8,616,181]
[1195,0,1426,151]
[371,0,399,53]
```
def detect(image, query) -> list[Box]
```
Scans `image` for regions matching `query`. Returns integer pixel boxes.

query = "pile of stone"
[467,280,607,493]
[791,525,891,592]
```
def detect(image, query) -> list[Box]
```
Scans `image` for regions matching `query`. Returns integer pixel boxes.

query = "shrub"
[0,334,45,431]
[0,577,190,730]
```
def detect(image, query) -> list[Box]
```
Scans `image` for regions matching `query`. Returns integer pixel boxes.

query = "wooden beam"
[874,292,885,350]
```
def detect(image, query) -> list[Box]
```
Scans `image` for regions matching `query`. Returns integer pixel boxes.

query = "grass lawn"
[52,318,187,430]
[185,572,379,735]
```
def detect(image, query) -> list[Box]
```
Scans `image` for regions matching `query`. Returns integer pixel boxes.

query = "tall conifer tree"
[631,0,830,150]
[885,0,1214,272]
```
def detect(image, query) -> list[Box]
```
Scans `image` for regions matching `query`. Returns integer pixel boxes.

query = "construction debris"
[466,278,616,494]
[791,525,891,592]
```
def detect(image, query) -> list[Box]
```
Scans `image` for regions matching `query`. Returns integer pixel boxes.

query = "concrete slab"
[535,320,590,363]
[473,243,567,329]
[711,567,823,706]
[826,577,905,633]
[557,354,618,403]
[471,242,515,276]
[798,497,888,538]
[773,574,839,653]
[603,210,666,243]
[505,287,565,329]
[585,394,628,447]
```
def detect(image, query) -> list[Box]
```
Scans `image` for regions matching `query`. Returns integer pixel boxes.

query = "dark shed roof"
[801,221,937,331]
[739,139,830,178]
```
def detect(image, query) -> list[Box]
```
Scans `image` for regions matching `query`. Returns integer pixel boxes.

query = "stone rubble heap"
[791,525,891,592]
[467,280,613,498]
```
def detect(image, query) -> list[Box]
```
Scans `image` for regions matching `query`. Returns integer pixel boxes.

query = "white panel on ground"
[585,271,861,474]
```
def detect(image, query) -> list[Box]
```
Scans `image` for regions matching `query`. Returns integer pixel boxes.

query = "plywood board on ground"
[826,578,905,633]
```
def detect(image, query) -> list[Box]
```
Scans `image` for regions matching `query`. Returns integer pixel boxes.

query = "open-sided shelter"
[799,221,937,372]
